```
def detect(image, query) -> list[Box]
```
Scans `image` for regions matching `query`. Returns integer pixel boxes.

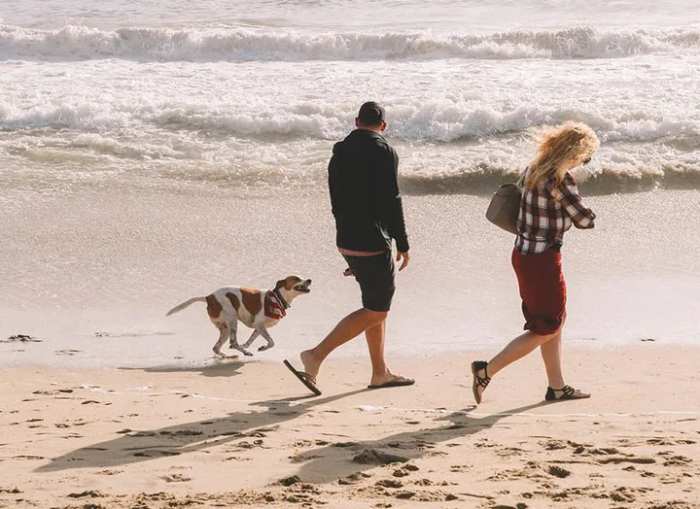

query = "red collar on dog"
[265,291,287,320]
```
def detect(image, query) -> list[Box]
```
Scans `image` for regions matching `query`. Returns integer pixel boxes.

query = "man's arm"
[375,146,410,253]
[328,151,340,218]
[550,174,596,229]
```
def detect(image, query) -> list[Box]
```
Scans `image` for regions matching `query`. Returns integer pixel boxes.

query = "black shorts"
[343,251,396,312]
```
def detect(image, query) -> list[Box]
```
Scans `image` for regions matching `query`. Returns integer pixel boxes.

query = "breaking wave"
[1,25,699,62]
[399,165,700,196]
[2,100,698,146]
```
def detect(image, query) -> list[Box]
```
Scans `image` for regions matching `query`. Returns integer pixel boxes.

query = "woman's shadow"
[36,389,550,479]
[35,389,368,473]
[292,401,550,483]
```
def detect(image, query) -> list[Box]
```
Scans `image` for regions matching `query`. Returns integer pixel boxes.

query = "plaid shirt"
[515,170,595,254]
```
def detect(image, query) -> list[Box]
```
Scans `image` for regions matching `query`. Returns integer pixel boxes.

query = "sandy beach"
[3,2,700,508]
[2,344,698,508]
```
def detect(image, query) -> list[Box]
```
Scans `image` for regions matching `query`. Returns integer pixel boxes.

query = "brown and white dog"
[166,275,311,357]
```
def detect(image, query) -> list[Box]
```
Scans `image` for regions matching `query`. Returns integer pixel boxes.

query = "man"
[284,101,414,395]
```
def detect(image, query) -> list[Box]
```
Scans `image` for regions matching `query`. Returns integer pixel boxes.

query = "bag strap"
[516,167,527,189]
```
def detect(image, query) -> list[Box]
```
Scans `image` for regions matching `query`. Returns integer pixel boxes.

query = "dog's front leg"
[242,330,260,350]
[228,320,253,357]
[257,328,275,352]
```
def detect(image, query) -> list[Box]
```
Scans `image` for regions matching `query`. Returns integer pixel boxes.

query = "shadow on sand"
[36,383,551,483]
[292,401,551,483]
[119,358,247,378]
[36,388,368,473]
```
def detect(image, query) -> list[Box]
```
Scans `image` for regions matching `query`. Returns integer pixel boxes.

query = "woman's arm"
[550,174,596,229]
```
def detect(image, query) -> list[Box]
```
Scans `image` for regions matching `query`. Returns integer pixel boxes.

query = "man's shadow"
[35,389,368,473]
[292,401,550,483]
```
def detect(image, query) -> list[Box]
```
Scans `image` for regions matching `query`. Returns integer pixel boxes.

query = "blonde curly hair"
[525,122,600,189]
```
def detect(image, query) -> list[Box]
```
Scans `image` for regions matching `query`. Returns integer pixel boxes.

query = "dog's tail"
[166,296,206,317]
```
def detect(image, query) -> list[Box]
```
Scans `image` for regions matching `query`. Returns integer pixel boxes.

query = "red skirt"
[511,248,566,335]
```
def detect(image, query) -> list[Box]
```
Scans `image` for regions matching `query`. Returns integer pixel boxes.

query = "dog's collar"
[272,288,290,309]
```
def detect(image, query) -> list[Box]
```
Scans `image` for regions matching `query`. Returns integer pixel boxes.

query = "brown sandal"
[471,361,490,404]
[545,385,590,401]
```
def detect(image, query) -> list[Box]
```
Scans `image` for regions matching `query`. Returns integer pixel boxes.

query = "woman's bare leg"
[487,329,560,377]
[540,329,565,388]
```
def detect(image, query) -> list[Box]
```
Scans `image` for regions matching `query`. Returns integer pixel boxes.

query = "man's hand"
[396,251,410,271]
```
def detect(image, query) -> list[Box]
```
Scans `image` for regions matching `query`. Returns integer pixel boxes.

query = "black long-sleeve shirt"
[328,129,409,253]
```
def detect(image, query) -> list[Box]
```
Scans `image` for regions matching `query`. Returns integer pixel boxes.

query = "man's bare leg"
[365,319,387,378]
[363,318,412,386]
[300,308,387,380]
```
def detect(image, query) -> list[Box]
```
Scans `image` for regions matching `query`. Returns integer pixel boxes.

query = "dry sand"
[1,344,698,508]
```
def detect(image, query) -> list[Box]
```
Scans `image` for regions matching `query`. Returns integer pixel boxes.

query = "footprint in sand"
[661,454,692,467]
[597,455,656,465]
[647,438,697,446]
[547,465,572,478]
[55,349,81,356]
[1,335,42,343]
[609,486,653,503]
[67,490,105,499]
[496,446,525,458]
[474,438,497,449]
[392,463,419,477]
[33,389,73,395]
[161,473,191,483]
[376,479,403,489]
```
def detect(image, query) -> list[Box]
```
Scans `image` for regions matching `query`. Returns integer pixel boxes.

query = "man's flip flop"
[283,360,322,396]
[367,375,415,389]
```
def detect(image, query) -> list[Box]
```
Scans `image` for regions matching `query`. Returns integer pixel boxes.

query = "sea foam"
[1,25,699,62]
[2,99,696,147]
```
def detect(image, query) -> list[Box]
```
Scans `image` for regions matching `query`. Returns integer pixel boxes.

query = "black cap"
[357,101,385,126]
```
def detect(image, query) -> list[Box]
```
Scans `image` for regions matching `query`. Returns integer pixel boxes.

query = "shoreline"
[0,331,688,370]
[2,345,698,508]
[2,189,699,369]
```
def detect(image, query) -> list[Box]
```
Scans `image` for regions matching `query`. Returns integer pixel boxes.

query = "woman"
[472,122,599,403]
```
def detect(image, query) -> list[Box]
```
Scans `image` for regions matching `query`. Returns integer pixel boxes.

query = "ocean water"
[1,1,698,367]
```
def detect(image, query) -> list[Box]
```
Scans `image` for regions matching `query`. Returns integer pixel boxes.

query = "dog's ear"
[275,279,285,290]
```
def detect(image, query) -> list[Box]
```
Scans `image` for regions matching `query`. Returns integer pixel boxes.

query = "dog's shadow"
[119,357,246,378]
[35,388,368,473]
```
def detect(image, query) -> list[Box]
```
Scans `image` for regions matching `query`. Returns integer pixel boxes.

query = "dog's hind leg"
[242,330,260,350]
[228,320,253,357]
[257,328,275,352]
[212,323,229,357]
